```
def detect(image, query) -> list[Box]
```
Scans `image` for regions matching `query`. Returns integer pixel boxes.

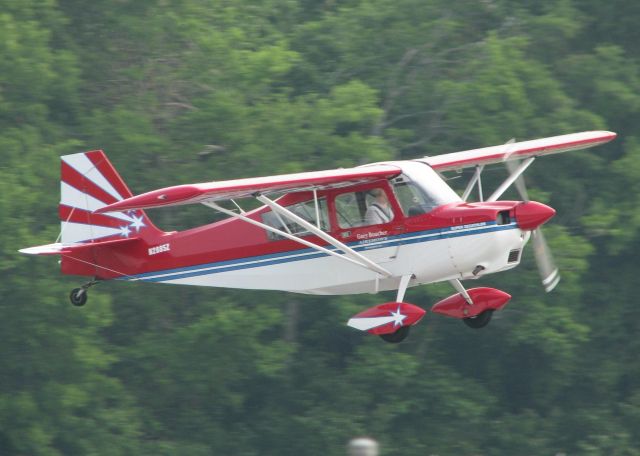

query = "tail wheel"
[463,309,493,329]
[380,326,410,343]
[69,288,88,307]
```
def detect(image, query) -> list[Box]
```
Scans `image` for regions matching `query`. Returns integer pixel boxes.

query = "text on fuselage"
[148,243,170,255]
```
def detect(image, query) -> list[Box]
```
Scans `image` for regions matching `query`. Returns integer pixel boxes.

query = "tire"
[69,288,87,307]
[380,325,410,343]
[463,309,493,329]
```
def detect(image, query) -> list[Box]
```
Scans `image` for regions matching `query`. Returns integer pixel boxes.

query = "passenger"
[365,189,393,225]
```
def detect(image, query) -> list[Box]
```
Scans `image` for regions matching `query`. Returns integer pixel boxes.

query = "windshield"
[390,161,461,215]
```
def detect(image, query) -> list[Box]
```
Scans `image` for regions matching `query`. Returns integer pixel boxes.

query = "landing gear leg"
[69,279,99,307]
[379,274,416,343]
[396,274,413,303]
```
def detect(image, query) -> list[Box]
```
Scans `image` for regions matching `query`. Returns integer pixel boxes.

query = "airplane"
[20,130,616,342]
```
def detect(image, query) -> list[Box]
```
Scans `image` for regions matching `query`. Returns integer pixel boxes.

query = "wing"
[423,131,616,172]
[96,165,400,213]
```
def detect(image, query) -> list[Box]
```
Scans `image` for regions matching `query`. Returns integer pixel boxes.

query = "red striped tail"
[59,150,163,244]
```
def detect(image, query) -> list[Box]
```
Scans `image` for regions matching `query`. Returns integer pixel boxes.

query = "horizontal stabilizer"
[19,243,71,255]
[20,237,140,256]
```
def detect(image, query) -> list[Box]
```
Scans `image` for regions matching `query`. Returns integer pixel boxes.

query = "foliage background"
[1,0,639,454]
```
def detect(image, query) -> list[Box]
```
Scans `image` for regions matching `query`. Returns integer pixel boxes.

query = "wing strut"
[462,165,484,202]
[487,157,535,202]
[202,200,388,276]
[449,279,473,305]
[396,274,413,302]
[255,194,393,278]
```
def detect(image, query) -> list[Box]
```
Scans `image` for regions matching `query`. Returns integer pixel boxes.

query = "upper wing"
[96,165,401,213]
[423,131,617,172]
[96,130,615,213]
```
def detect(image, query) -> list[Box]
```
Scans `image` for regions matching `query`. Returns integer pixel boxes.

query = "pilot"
[365,189,393,225]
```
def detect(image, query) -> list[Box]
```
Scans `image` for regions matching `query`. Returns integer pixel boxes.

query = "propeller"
[504,148,560,292]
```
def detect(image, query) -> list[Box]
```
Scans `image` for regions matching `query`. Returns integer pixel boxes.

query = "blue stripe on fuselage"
[122,221,519,283]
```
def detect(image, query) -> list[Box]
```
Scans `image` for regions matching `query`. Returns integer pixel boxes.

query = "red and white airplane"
[21,131,616,342]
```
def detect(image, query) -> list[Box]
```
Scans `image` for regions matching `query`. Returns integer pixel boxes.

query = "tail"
[21,150,165,279]
[58,150,162,244]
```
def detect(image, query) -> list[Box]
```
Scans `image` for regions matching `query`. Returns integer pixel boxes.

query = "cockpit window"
[262,197,329,240]
[335,188,395,228]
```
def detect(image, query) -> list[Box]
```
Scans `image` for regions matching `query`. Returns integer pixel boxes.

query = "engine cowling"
[431,287,511,319]
[514,201,556,230]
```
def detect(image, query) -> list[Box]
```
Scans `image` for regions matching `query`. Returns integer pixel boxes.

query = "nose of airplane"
[514,201,556,230]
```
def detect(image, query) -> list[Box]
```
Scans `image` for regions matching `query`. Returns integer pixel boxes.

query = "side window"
[335,188,394,229]
[262,198,329,240]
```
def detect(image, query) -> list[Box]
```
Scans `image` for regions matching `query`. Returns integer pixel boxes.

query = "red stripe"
[59,204,131,229]
[85,150,133,199]
[61,161,118,205]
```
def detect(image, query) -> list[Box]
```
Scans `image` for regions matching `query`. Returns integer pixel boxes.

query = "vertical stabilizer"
[59,150,162,244]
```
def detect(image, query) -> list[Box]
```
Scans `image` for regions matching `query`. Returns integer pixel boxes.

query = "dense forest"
[2,0,640,454]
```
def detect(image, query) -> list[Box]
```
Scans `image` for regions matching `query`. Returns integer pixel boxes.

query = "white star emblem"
[390,305,407,327]
[119,224,131,238]
[129,213,146,232]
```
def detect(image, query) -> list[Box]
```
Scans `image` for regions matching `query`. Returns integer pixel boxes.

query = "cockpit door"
[329,183,405,264]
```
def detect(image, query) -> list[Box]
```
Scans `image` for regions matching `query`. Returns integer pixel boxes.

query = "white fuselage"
[124,219,529,295]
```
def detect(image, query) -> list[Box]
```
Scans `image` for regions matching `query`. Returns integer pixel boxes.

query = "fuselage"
[64,160,534,294]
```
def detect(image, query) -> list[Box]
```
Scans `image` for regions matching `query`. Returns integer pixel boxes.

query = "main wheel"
[69,288,87,307]
[380,326,410,343]
[463,309,493,329]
